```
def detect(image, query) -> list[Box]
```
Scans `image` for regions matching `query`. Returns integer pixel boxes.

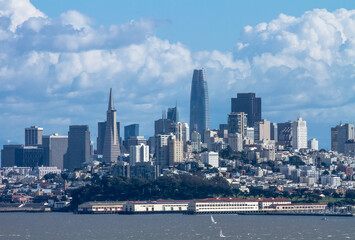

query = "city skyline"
[3,1,355,151]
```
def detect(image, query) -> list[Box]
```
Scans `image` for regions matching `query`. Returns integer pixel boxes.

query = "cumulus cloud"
[0,1,355,149]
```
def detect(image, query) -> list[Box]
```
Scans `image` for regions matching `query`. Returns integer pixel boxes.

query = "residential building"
[228,133,243,152]
[291,117,307,150]
[228,112,247,137]
[129,143,149,166]
[254,119,271,141]
[201,151,219,168]
[308,138,319,151]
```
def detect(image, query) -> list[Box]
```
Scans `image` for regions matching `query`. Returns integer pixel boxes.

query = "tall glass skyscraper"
[190,69,210,136]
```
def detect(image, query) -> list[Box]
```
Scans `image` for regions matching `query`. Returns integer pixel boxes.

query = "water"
[0,213,353,240]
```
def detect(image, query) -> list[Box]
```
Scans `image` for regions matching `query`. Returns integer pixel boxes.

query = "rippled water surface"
[0,212,353,239]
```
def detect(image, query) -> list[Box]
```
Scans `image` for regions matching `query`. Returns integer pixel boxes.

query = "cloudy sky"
[1,0,355,153]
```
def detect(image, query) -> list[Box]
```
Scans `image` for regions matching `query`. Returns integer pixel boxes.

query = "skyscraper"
[331,123,355,153]
[124,124,139,141]
[25,126,43,146]
[231,93,261,127]
[190,69,210,136]
[167,105,179,123]
[42,134,68,170]
[102,88,120,163]
[97,121,120,154]
[65,125,91,170]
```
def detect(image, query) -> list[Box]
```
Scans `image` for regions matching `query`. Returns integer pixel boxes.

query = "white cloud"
[1,2,355,148]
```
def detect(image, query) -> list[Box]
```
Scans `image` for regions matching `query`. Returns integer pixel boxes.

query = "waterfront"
[0,213,353,240]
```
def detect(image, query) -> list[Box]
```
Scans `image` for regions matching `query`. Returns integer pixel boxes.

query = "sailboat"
[220,229,226,238]
[211,215,217,224]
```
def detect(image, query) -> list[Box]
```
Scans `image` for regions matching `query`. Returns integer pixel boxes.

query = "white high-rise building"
[308,138,319,151]
[182,123,189,144]
[129,143,149,166]
[291,117,307,150]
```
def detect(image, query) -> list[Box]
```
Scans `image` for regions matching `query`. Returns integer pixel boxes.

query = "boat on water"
[220,229,226,238]
[211,215,217,224]
[321,217,328,221]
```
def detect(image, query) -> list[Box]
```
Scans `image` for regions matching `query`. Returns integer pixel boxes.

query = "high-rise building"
[181,123,190,145]
[228,112,247,137]
[124,124,139,141]
[168,134,184,165]
[277,121,292,147]
[42,134,68,170]
[246,127,254,141]
[191,131,201,152]
[15,146,44,167]
[190,69,210,136]
[228,133,243,152]
[97,121,120,155]
[167,105,179,123]
[308,138,319,151]
[155,134,170,169]
[25,126,43,146]
[231,93,261,127]
[129,143,149,166]
[331,123,355,154]
[155,112,174,136]
[102,88,121,163]
[270,123,278,141]
[254,119,271,141]
[291,117,307,150]
[1,145,22,167]
[331,126,338,152]
[65,125,91,170]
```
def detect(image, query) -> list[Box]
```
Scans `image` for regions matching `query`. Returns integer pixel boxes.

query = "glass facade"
[189,69,210,136]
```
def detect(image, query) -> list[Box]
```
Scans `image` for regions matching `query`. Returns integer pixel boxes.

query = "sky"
[2,0,355,154]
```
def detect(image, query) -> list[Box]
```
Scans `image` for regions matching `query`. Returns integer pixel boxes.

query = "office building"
[228,112,247,137]
[190,69,210,136]
[42,134,68,170]
[125,136,147,152]
[277,122,292,147]
[246,127,254,141]
[15,146,44,167]
[1,145,22,167]
[65,125,91,170]
[231,93,261,127]
[291,117,307,150]
[124,124,139,141]
[181,123,190,145]
[97,121,120,155]
[102,88,121,163]
[25,126,43,146]
[155,113,174,136]
[167,105,179,123]
[331,123,355,154]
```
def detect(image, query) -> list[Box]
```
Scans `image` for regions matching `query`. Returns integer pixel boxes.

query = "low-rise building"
[123,200,189,213]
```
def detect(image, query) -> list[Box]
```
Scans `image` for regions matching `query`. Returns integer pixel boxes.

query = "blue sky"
[2,0,355,153]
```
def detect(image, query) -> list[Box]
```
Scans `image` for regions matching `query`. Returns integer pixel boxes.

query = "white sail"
[211,215,217,224]
[220,229,226,238]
